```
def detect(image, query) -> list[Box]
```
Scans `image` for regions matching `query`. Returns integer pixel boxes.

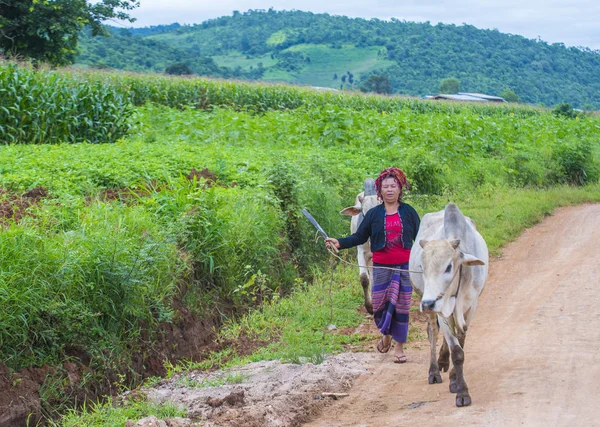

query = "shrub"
[165,63,194,76]
[504,151,546,187]
[552,103,577,119]
[553,139,599,185]
[402,150,446,195]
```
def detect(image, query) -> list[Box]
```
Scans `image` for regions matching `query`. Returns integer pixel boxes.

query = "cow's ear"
[461,253,485,266]
[450,239,461,249]
[340,206,362,216]
[419,240,429,249]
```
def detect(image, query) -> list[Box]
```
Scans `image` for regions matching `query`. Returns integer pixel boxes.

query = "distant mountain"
[76,9,600,109]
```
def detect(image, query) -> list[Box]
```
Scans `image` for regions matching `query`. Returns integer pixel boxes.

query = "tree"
[360,74,391,94]
[501,88,519,103]
[347,71,354,85]
[165,62,194,76]
[439,77,460,94]
[552,103,577,119]
[0,0,138,66]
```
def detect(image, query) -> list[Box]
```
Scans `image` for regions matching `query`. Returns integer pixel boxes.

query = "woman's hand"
[325,238,340,253]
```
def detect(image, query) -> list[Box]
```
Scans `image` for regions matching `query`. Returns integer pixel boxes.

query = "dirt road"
[304,204,600,427]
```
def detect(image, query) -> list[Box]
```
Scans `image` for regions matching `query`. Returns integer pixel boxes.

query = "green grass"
[55,400,186,427]
[262,44,396,88]
[212,52,277,70]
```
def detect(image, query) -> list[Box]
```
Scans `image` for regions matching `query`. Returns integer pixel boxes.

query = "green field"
[211,52,277,70]
[211,45,395,88]
[283,44,395,86]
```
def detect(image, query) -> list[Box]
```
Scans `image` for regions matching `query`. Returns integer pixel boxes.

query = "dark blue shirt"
[337,203,421,252]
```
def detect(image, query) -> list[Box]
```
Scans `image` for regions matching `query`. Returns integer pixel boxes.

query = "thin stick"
[329,254,335,324]
[317,235,423,274]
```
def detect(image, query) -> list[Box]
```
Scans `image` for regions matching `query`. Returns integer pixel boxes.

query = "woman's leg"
[392,268,411,363]
[394,341,407,363]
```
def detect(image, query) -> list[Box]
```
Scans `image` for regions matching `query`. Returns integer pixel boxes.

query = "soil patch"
[133,353,376,427]
[186,168,236,188]
[0,186,48,225]
[96,180,167,204]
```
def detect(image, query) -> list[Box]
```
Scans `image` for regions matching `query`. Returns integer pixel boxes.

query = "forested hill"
[76,9,600,109]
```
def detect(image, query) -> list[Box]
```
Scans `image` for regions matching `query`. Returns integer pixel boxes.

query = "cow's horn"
[364,178,377,196]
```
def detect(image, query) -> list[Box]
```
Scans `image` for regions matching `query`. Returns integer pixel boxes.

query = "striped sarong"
[372,263,412,343]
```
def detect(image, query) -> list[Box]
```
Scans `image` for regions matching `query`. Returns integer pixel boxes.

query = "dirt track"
[304,204,600,427]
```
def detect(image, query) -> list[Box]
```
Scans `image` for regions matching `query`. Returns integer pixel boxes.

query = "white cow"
[340,178,381,314]
[409,203,488,407]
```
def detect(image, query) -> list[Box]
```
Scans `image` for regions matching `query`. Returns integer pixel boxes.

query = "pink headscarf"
[375,167,410,201]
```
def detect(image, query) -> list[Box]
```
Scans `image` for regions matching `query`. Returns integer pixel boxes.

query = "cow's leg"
[448,332,466,393]
[448,305,474,391]
[357,246,373,314]
[438,338,450,373]
[439,317,471,407]
[427,313,442,384]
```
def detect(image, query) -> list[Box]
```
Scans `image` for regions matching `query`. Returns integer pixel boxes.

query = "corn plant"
[0,63,132,144]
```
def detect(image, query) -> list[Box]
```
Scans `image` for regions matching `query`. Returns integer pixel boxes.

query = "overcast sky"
[118,1,600,50]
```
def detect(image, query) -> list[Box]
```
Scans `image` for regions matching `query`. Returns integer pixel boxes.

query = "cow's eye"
[445,264,452,273]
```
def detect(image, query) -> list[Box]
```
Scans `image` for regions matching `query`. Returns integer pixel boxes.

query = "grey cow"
[409,203,488,407]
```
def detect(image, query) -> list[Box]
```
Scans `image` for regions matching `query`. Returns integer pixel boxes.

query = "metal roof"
[458,92,506,102]
[429,93,506,102]
[431,94,491,102]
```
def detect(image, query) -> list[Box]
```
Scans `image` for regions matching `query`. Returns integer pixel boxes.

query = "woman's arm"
[336,210,372,249]
[324,208,373,251]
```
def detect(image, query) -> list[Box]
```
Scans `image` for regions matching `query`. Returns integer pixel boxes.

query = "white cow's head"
[340,178,379,221]
[419,239,485,317]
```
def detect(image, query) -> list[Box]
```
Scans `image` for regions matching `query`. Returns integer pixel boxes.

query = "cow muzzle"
[420,299,437,313]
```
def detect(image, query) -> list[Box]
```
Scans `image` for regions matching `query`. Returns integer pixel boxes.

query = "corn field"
[0,63,132,144]
[1,61,547,146]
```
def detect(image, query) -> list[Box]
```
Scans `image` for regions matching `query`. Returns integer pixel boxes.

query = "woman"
[326,167,420,363]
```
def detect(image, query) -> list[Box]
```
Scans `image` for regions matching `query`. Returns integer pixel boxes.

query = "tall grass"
[0,203,182,370]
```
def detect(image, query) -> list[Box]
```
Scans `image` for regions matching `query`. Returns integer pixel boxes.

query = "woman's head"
[375,167,410,203]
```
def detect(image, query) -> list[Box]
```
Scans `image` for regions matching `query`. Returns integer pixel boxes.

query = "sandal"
[376,336,392,354]
[394,354,407,364]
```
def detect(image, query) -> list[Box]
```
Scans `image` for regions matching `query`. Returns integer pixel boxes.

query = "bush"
[0,203,181,370]
[504,151,546,187]
[553,139,599,185]
[552,103,577,119]
[165,62,194,76]
[402,150,446,195]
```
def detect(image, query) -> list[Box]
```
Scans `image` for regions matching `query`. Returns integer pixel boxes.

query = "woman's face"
[381,177,401,204]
